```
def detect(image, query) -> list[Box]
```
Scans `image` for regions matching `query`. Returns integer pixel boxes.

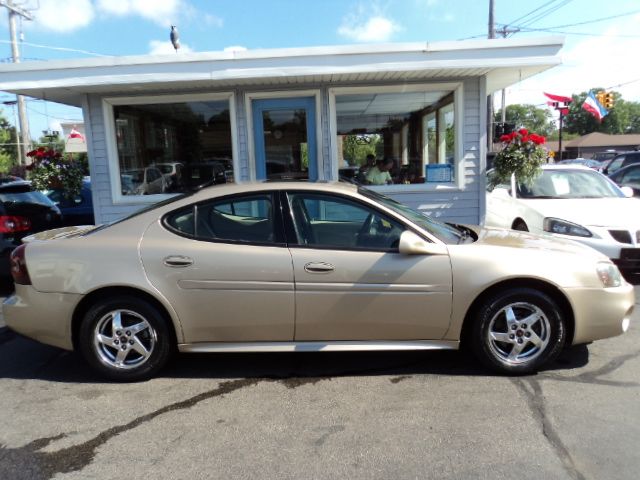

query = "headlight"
[596,262,623,288]
[543,217,592,237]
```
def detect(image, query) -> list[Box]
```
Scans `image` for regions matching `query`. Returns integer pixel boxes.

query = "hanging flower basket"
[490,129,548,187]
[26,147,84,199]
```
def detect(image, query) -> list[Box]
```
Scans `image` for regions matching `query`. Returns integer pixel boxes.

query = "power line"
[512,25,640,38]
[0,39,109,57]
[515,8,640,30]
[518,0,575,28]
[506,0,562,27]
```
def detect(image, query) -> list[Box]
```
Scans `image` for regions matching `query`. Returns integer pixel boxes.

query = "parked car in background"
[485,165,640,276]
[592,151,618,162]
[557,158,602,169]
[0,180,62,282]
[44,178,94,226]
[3,182,634,381]
[153,162,183,192]
[608,163,640,197]
[179,161,230,190]
[601,151,640,176]
[122,166,167,195]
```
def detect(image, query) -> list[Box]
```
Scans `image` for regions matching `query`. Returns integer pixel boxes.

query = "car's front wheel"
[79,296,173,381]
[471,288,566,374]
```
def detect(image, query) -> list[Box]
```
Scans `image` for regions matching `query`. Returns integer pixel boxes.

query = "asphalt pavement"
[0,287,639,480]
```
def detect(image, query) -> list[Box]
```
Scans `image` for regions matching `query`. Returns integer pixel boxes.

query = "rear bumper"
[566,282,635,345]
[2,285,81,350]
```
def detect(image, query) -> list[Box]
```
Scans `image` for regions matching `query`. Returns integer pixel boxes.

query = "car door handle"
[163,255,194,267]
[304,262,334,273]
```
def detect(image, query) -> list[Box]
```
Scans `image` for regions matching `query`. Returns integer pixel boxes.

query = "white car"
[485,165,640,275]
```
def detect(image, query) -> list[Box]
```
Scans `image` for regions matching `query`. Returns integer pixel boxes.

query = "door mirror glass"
[399,230,448,255]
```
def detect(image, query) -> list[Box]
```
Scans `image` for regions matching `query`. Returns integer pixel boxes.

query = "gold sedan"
[3,182,635,381]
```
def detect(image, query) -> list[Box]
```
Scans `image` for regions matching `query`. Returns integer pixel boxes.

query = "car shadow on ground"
[0,332,590,384]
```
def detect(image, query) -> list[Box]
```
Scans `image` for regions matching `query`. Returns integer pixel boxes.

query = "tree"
[495,104,555,138]
[563,89,640,135]
[0,110,18,174]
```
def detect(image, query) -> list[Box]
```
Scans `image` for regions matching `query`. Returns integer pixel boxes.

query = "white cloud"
[338,15,400,42]
[32,0,95,33]
[97,0,184,26]
[149,39,192,55]
[223,46,247,52]
[504,14,640,107]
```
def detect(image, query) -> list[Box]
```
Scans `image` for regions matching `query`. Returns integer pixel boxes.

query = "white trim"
[243,89,323,182]
[479,75,488,224]
[328,82,464,188]
[102,92,238,205]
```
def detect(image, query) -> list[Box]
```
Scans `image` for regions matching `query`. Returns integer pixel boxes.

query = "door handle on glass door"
[304,262,334,273]
[163,255,194,267]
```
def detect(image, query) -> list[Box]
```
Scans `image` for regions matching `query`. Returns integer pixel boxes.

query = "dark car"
[608,163,640,197]
[0,180,62,281]
[601,151,640,176]
[179,161,230,190]
[44,179,94,226]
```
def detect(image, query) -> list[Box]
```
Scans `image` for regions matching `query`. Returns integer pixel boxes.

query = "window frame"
[162,191,287,247]
[280,190,407,253]
[328,82,464,190]
[103,92,239,205]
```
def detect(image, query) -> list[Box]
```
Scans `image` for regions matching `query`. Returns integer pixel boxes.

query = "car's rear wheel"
[79,296,173,381]
[471,288,565,374]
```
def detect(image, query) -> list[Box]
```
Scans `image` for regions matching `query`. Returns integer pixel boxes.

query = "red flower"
[500,134,511,142]
[518,128,529,136]
[529,134,546,145]
[521,134,530,143]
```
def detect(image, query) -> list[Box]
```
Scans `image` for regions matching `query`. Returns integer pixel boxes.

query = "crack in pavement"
[543,350,640,387]
[0,358,422,480]
[511,378,587,480]
[0,378,262,480]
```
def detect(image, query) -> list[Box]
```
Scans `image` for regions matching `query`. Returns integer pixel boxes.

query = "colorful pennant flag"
[582,91,608,122]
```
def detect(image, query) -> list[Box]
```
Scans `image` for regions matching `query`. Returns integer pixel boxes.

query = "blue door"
[252,97,318,181]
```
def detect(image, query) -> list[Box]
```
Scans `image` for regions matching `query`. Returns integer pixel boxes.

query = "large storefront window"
[112,97,234,196]
[334,87,457,185]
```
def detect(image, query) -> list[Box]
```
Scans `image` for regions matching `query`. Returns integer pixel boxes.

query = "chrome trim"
[178,340,459,353]
[177,280,294,291]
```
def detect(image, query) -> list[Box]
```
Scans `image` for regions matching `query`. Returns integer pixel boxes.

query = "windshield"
[0,187,56,207]
[517,169,623,199]
[359,187,464,244]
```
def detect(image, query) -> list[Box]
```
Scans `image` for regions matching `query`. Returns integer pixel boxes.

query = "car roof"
[541,164,595,171]
[0,180,32,190]
[190,180,359,198]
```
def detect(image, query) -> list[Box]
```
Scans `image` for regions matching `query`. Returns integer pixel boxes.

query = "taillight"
[10,244,31,285]
[0,215,31,234]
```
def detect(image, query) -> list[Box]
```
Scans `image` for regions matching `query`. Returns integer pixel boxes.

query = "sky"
[1,0,640,137]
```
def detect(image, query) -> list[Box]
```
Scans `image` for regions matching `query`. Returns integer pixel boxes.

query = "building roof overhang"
[0,36,564,107]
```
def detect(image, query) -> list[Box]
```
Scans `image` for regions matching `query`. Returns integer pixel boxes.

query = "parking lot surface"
[0,287,639,480]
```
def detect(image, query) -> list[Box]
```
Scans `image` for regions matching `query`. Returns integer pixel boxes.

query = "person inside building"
[365,158,394,185]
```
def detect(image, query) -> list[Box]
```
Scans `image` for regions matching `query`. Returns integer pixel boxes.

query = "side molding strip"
[178,340,459,353]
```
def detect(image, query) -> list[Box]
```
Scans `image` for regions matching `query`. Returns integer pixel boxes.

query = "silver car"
[3,182,635,381]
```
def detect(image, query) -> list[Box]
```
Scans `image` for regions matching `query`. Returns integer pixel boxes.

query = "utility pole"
[2,0,33,165]
[487,0,495,150]
[495,25,520,124]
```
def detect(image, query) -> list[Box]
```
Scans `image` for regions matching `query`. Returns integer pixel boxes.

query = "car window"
[165,206,195,236]
[196,194,276,244]
[607,156,625,173]
[287,192,404,251]
[621,167,640,183]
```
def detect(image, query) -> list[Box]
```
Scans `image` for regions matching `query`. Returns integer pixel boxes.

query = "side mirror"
[398,230,448,255]
[621,186,634,198]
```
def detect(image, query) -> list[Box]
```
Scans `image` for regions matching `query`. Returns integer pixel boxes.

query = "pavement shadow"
[0,331,589,384]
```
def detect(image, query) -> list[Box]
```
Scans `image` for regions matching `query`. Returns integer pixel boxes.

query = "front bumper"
[2,285,81,351]
[565,282,635,345]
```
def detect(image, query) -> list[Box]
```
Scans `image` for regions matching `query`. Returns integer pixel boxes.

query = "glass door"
[252,97,318,181]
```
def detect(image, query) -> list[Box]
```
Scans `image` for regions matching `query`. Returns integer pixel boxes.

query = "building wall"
[84,78,484,225]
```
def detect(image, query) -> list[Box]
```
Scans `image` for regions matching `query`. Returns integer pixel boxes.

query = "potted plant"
[490,129,547,187]
[26,147,84,199]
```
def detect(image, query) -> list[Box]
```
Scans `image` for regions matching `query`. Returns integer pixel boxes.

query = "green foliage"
[27,147,84,199]
[495,104,555,137]
[342,134,381,166]
[491,129,547,187]
[0,109,18,174]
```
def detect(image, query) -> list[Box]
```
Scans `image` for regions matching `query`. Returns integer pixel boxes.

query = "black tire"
[79,296,173,381]
[512,219,529,232]
[470,288,566,374]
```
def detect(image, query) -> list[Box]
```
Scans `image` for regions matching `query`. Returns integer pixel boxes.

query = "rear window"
[0,187,55,207]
